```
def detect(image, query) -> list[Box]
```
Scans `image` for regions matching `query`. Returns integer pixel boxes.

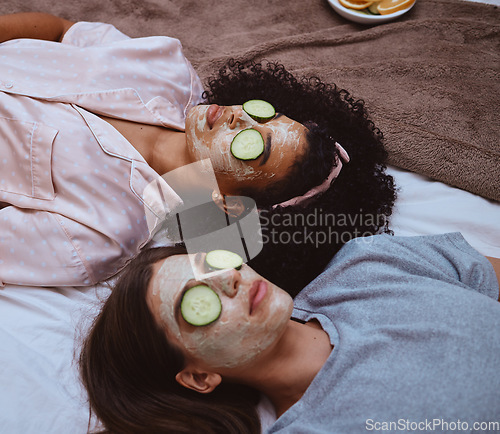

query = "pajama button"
[4,83,13,89]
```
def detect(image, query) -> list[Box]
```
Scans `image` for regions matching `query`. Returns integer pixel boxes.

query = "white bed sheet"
[388,167,500,257]
[0,283,108,433]
[1,165,499,433]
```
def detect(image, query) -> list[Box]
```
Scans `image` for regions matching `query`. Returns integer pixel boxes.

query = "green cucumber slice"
[205,250,243,271]
[243,100,276,122]
[367,3,381,14]
[180,285,222,326]
[230,129,264,160]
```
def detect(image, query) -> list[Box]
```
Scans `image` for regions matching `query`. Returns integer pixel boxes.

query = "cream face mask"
[184,103,308,192]
[150,252,293,369]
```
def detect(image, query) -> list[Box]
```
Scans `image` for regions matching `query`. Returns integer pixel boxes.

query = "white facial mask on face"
[185,106,305,182]
[151,255,293,369]
[187,107,259,179]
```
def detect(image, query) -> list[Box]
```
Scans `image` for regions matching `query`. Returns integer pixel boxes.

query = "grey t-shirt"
[268,233,500,433]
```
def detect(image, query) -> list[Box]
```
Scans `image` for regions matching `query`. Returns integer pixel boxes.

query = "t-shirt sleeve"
[335,232,499,300]
[442,232,499,298]
[296,232,499,306]
[61,22,131,47]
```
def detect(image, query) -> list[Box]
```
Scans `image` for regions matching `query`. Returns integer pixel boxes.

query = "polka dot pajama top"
[0,22,204,286]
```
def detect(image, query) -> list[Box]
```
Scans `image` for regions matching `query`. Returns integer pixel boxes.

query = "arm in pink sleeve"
[0,207,101,287]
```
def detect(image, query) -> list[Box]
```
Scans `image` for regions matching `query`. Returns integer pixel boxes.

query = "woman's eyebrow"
[259,134,272,166]
[258,113,283,165]
[174,254,205,323]
[174,278,196,323]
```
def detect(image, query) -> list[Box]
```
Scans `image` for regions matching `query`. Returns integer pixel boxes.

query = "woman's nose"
[228,107,249,130]
[207,268,241,297]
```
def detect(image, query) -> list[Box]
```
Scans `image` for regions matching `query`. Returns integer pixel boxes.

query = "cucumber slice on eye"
[180,285,222,326]
[243,99,276,122]
[230,129,265,160]
[205,250,243,271]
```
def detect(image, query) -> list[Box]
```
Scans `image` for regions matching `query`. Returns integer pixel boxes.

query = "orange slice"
[338,0,374,10]
[377,0,415,15]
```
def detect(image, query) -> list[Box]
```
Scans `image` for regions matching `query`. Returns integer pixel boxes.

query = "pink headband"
[272,142,350,209]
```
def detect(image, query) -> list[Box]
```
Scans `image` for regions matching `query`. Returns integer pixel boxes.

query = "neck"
[149,129,193,175]
[150,129,219,203]
[237,319,332,418]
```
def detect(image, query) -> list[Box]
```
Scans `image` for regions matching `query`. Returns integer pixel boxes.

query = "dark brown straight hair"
[79,246,261,433]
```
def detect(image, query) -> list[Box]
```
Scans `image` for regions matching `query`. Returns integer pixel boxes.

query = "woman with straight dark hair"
[80,246,262,434]
[80,236,500,433]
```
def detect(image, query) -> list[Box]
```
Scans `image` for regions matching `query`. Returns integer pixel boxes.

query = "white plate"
[328,0,416,24]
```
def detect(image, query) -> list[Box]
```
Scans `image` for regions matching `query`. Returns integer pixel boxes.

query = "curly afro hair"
[203,59,397,296]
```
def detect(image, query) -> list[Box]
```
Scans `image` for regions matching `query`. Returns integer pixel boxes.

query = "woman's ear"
[176,366,222,394]
[211,191,245,217]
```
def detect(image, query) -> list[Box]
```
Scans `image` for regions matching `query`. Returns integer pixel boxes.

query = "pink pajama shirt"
[0,22,204,286]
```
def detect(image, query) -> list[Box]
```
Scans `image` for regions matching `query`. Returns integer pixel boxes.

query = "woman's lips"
[249,280,268,315]
[206,104,223,129]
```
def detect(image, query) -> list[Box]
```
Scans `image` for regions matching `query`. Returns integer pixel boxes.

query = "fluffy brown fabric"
[4,0,499,201]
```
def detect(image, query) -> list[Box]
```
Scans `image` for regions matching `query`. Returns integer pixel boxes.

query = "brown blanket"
[4,0,499,201]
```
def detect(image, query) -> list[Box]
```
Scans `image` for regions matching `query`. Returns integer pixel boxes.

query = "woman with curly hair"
[0,13,395,293]
[203,60,396,294]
